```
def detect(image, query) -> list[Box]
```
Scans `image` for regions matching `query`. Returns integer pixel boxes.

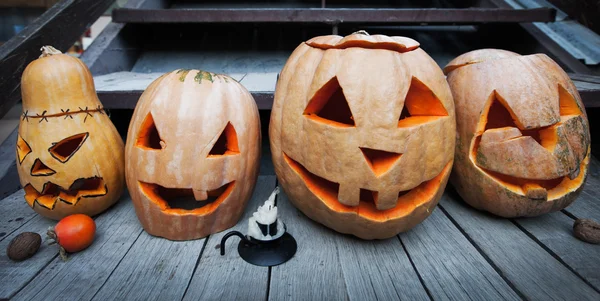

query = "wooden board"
[112,8,556,24]
[439,191,600,300]
[0,0,117,118]
[269,189,431,300]
[268,190,348,301]
[11,195,142,301]
[0,190,36,243]
[90,214,206,300]
[401,209,520,300]
[0,215,58,300]
[0,128,21,199]
[182,176,275,301]
[515,212,600,290]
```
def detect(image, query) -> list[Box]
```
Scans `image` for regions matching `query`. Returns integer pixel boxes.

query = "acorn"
[573,218,600,244]
[6,232,42,261]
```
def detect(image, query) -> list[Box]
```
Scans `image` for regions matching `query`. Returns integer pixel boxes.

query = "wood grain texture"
[0,0,116,118]
[182,176,275,301]
[91,221,206,300]
[336,235,430,301]
[11,195,141,301]
[80,0,155,75]
[0,214,57,300]
[0,129,21,199]
[440,191,600,300]
[0,190,36,242]
[515,212,600,290]
[112,8,556,24]
[269,190,348,301]
[401,208,520,301]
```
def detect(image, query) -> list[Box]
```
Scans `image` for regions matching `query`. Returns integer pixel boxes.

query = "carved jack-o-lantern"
[270,32,456,239]
[444,49,590,217]
[125,69,261,241]
[17,46,125,220]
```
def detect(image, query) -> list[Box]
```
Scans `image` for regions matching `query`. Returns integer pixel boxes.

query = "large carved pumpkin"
[270,32,456,239]
[125,69,261,240]
[444,49,590,217]
[17,46,125,220]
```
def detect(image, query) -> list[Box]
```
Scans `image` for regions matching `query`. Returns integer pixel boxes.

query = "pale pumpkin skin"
[18,46,125,220]
[444,49,590,217]
[270,32,455,239]
[125,69,261,241]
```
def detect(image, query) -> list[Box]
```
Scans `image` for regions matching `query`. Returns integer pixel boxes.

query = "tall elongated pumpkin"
[444,49,590,217]
[125,69,261,240]
[270,32,456,239]
[17,46,125,220]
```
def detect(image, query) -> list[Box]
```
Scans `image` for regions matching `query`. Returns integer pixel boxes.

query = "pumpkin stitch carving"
[444,49,590,217]
[17,46,125,220]
[269,32,456,239]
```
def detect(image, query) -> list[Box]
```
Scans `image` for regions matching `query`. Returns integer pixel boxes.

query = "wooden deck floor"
[0,135,599,300]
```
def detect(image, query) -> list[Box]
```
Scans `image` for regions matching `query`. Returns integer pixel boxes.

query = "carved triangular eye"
[398,77,448,128]
[208,122,239,156]
[31,159,56,176]
[558,84,582,116]
[17,135,32,164]
[49,133,89,163]
[136,113,164,150]
[359,147,402,177]
[304,77,355,127]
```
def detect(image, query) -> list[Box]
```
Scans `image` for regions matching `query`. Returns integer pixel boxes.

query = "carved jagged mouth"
[24,177,107,210]
[138,181,235,214]
[283,152,450,220]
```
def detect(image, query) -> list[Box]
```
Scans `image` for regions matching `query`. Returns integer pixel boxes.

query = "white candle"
[247,187,284,240]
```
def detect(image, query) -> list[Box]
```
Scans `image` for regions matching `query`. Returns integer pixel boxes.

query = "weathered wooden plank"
[80,0,163,75]
[401,208,520,301]
[0,215,58,300]
[336,236,430,301]
[239,72,277,92]
[487,0,592,74]
[440,191,600,300]
[93,71,246,92]
[11,195,142,301]
[0,128,21,199]
[94,70,600,109]
[91,221,206,300]
[112,8,556,24]
[0,190,36,242]
[269,190,348,301]
[515,212,600,290]
[182,176,275,301]
[0,0,117,118]
[131,50,289,74]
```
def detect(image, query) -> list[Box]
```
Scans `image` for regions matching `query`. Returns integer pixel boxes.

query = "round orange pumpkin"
[444,49,590,217]
[270,32,456,239]
[17,46,125,220]
[125,69,261,241]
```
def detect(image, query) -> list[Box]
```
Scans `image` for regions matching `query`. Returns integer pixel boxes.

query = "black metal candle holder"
[220,223,297,267]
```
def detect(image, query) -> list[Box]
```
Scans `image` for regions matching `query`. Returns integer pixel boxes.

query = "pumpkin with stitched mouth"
[270,32,456,239]
[17,46,125,220]
[444,49,590,217]
[125,69,261,241]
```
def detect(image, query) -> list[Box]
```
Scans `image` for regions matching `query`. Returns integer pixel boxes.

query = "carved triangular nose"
[31,159,56,176]
[359,147,402,177]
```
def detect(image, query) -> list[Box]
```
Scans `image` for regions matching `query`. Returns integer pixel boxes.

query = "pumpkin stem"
[352,30,370,36]
[39,46,62,58]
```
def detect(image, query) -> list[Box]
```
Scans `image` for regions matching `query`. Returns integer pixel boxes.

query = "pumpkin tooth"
[568,166,581,180]
[523,183,548,201]
[193,189,208,201]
